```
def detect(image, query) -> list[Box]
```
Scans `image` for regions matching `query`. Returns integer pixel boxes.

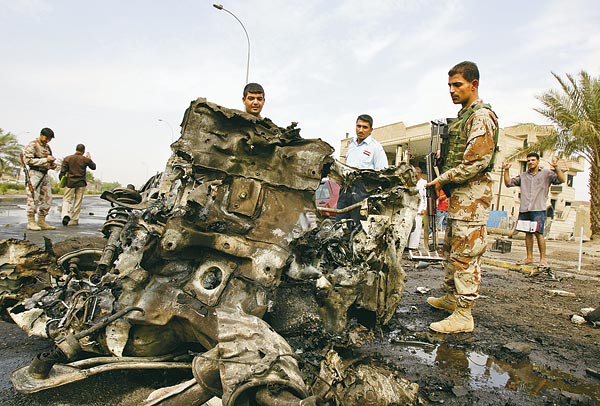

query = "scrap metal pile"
[2,98,421,405]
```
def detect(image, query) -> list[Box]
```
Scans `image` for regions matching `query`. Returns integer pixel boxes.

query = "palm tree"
[0,129,23,178]
[532,71,600,239]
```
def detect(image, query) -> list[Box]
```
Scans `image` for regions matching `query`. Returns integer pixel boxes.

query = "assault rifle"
[19,153,34,194]
[425,152,438,251]
[410,120,447,261]
[425,120,447,252]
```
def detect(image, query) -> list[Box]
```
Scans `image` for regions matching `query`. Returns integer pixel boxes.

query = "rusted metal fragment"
[215,307,309,406]
[313,350,419,405]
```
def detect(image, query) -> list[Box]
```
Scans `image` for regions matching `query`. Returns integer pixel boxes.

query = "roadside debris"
[571,306,600,327]
[3,98,420,405]
[587,368,600,380]
[502,341,532,357]
[414,261,430,269]
[583,306,600,325]
[548,289,576,297]
[527,265,558,280]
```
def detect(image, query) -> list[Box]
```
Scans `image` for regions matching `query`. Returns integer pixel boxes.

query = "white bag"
[515,220,538,233]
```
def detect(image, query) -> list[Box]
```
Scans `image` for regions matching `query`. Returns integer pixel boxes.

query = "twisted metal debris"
[3,98,420,405]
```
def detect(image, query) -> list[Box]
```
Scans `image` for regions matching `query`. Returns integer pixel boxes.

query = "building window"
[567,174,574,187]
[565,201,572,206]
[521,161,527,173]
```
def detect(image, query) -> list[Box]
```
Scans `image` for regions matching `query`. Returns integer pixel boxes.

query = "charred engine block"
[8,98,420,405]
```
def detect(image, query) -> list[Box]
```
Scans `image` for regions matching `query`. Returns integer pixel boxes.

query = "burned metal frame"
[5,98,421,405]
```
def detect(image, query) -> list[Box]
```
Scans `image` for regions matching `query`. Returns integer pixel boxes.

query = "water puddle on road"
[400,342,600,402]
[0,196,110,220]
[0,199,25,217]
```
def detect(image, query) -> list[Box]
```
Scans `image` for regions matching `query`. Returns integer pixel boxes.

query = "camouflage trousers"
[440,218,488,305]
[26,170,52,217]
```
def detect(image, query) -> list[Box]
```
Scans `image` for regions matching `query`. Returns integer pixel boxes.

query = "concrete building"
[340,121,589,239]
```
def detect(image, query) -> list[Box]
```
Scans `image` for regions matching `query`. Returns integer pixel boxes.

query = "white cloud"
[0,0,52,14]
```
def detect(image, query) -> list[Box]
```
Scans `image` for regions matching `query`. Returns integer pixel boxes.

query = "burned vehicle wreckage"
[3,98,422,405]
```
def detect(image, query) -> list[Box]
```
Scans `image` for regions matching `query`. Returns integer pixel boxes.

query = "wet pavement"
[0,195,109,246]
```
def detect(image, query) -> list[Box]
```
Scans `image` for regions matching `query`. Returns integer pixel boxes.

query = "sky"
[1,0,598,200]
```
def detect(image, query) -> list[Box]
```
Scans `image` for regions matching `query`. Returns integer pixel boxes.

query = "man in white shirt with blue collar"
[336,114,388,227]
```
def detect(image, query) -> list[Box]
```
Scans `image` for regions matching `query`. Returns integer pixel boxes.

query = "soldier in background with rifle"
[425,61,499,334]
[22,127,57,231]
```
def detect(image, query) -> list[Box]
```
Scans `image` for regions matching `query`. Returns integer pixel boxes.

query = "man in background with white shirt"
[335,114,388,228]
[408,167,427,250]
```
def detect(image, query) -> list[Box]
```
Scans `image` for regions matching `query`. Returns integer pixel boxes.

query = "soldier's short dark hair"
[449,61,480,82]
[76,144,85,153]
[243,83,264,97]
[40,127,54,138]
[527,152,540,160]
[356,114,373,128]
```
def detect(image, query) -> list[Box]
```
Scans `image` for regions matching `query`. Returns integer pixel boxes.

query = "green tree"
[533,71,600,239]
[0,129,23,177]
[101,181,122,192]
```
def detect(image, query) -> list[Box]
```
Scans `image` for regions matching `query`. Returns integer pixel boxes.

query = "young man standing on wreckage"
[425,61,499,334]
[242,82,265,118]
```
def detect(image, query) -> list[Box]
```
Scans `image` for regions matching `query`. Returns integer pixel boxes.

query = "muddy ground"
[379,236,600,405]
[1,235,599,405]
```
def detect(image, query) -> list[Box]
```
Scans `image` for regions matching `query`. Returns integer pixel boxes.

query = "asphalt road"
[0,195,109,246]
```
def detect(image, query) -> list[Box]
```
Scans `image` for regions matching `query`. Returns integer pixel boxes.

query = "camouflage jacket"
[24,139,53,172]
[436,99,498,224]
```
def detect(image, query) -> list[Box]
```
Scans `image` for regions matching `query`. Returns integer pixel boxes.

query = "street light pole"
[158,119,174,143]
[213,3,250,84]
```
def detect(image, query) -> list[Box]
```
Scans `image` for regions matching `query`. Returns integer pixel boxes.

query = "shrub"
[0,182,25,194]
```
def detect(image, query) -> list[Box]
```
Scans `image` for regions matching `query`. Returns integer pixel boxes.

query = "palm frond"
[536,70,600,237]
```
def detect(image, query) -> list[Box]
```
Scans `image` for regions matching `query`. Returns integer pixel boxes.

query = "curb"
[482,257,537,275]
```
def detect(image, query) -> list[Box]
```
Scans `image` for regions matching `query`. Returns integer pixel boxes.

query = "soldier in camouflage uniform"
[425,61,498,334]
[23,128,57,231]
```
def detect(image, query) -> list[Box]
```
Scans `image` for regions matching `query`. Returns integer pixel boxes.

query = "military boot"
[427,293,457,313]
[429,302,474,334]
[27,215,41,231]
[37,215,56,230]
